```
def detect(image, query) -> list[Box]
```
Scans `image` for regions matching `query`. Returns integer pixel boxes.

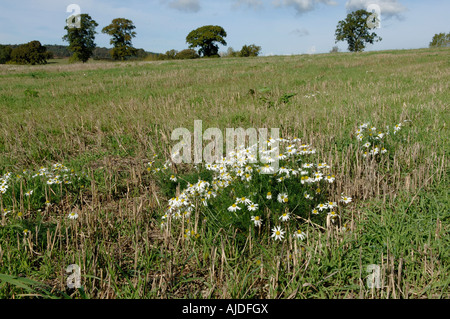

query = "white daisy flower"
[370,147,379,156]
[277,193,288,203]
[236,197,252,205]
[286,148,297,156]
[327,201,337,209]
[267,138,276,146]
[293,230,306,240]
[228,203,241,212]
[260,164,275,174]
[68,211,79,220]
[360,122,369,129]
[251,215,262,227]
[271,226,285,241]
[302,163,314,169]
[328,211,338,219]
[313,171,323,182]
[325,175,335,183]
[340,195,352,204]
[279,212,290,222]
[317,163,330,169]
[0,184,8,194]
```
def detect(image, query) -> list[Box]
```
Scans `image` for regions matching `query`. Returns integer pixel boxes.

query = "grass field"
[0,47,448,299]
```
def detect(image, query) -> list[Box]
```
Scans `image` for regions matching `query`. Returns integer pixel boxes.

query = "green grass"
[0,47,448,299]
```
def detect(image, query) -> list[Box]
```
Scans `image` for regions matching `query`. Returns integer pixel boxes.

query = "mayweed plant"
[355,120,411,159]
[0,163,89,221]
[151,137,353,244]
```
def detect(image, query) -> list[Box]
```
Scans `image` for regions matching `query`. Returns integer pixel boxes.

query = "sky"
[0,0,448,55]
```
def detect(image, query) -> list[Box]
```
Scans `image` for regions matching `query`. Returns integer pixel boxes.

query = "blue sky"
[0,0,448,55]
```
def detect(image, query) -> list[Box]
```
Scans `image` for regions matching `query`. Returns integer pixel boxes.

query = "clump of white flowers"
[154,136,353,242]
[355,120,411,158]
[0,163,89,223]
[0,172,11,194]
[31,162,85,185]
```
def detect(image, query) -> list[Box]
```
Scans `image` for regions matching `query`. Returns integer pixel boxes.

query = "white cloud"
[345,0,407,19]
[168,0,201,13]
[273,0,338,15]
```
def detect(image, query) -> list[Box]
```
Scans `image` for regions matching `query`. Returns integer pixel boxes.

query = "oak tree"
[63,14,98,63]
[10,41,51,65]
[186,25,227,57]
[429,32,450,48]
[240,44,261,57]
[102,18,137,60]
[335,10,382,52]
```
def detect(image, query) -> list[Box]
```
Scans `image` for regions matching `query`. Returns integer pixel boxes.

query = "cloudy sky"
[0,0,448,55]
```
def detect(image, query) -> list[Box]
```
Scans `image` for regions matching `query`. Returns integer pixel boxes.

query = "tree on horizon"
[186,25,227,57]
[62,14,98,63]
[102,18,137,61]
[335,10,382,52]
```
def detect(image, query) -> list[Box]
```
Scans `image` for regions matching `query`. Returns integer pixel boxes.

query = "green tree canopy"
[335,9,382,52]
[62,14,98,63]
[10,41,51,65]
[175,49,200,60]
[165,49,178,60]
[0,45,12,64]
[240,44,261,57]
[102,18,137,60]
[186,25,227,57]
[429,32,450,48]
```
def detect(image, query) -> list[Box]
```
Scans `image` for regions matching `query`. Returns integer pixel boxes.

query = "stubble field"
[0,47,448,299]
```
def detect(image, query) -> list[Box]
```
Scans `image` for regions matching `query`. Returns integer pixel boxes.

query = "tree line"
[0,9,448,65]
